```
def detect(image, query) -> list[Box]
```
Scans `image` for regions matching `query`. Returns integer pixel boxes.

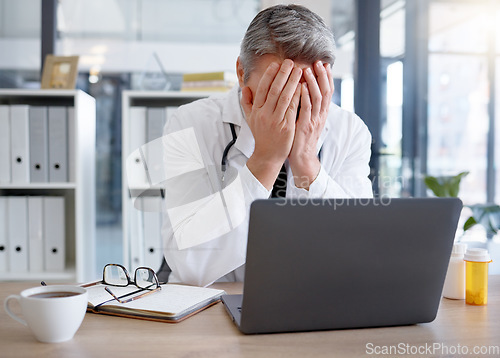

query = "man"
[160,4,373,286]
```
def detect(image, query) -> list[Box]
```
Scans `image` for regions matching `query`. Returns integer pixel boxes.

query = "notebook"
[222,197,462,334]
[84,283,225,323]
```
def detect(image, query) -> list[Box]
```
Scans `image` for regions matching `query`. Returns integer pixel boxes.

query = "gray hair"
[239,4,336,83]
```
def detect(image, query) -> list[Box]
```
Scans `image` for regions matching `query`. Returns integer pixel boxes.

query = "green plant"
[463,204,500,237]
[424,171,469,198]
[424,171,499,238]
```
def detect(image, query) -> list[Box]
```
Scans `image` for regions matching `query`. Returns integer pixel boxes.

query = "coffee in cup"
[4,285,88,343]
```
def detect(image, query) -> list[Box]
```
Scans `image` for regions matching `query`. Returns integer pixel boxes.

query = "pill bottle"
[464,248,492,306]
[442,243,467,299]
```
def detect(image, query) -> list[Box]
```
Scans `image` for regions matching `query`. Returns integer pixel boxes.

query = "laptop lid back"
[239,198,462,334]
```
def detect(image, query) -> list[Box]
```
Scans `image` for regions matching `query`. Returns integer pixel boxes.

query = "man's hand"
[241,59,302,190]
[289,61,334,189]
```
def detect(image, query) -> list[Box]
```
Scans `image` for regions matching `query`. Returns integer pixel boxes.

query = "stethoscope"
[220,122,323,182]
[221,90,243,181]
[221,123,237,181]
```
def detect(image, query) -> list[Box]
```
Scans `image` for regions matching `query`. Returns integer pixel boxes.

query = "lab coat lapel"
[233,121,254,159]
[316,103,334,154]
[222,86,254,159]
[317,108,331,156]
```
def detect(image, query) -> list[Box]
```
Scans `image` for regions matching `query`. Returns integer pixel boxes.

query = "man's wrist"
[246,155,283,190]
[290,157,321,190]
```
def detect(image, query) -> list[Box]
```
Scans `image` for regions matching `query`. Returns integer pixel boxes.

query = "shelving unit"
[122,90,213,272]
[0,89,96,283]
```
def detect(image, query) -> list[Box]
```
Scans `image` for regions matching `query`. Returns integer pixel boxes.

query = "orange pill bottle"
[464,248,492,306]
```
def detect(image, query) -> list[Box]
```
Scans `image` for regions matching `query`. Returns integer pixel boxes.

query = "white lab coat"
[161,85,373,287]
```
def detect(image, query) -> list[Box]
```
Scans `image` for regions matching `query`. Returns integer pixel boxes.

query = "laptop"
[221,197,462,334]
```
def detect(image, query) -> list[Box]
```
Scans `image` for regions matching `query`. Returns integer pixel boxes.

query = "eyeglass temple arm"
[80,279,103,288]
[105,286,161,304]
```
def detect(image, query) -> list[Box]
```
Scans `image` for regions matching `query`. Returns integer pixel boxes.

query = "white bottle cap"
[464,248,491,262]
[451,243,467,255]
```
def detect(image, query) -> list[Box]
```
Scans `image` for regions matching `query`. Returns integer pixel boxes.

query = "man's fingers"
[315,61,334,114]
[297,82,312,124]
[274,66,302,119]
[265,59,296,110]
[304,66,322,117]
[253,62,280,108]
[314,61,331,95]
[254,59,294,109]
[325,62,334,92]
[285,83,302,125]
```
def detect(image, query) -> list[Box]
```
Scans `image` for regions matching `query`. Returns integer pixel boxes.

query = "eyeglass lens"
[135,268,157,289]
[103,265,129,287]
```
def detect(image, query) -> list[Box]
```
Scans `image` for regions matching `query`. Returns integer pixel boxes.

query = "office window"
[381,60,403,197]
[140,0,257,43]
[427,1,491,206]
[0,0,40,38]
[58,0,256,43]
[495,6,500,205]
[379,0,405,197]
[0,0,41,87]
[380,0,405,58]
[428,1,489,54]
[56,0,258,75]
[427,54,488,204]
[496,57,500,204]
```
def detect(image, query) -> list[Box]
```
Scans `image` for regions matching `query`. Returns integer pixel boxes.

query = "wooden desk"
[1,277,499,358]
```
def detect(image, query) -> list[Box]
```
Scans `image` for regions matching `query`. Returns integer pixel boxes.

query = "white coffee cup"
[4,285,88,343]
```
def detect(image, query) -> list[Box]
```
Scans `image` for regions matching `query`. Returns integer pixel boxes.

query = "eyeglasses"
[83,264,162,304]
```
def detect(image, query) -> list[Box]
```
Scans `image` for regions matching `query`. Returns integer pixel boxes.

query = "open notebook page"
[86,284,224,317]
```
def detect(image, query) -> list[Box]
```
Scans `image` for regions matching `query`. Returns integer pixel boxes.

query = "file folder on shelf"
[0,105,11,183]
[10,105,30,183]
[48,106,68,182]
[28,196,44,273]
[128,107,148,189]
[142,197,163,270]
[0,197,8,272]
[147,107,165,141]
[67,107,76,182]
[43,197,65,272]
[7,196,29,273]
[146,107,166,188]
[29,106,49,183]
[129,199,144,271]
